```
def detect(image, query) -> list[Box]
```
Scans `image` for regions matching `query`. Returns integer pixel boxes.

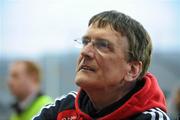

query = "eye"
[82,39,90,46]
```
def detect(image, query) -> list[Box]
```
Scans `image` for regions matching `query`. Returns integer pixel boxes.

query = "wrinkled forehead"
[89,21,115,31]
[85,23,123,39]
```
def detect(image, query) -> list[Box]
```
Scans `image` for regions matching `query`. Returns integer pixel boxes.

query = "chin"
[75,75,88,87]
[75,77,101,91]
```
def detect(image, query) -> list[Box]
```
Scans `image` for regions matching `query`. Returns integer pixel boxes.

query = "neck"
[83,82,136,111]
[18,85,40,102]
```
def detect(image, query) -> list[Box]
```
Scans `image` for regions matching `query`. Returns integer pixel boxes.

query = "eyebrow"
[82,35,115,47]
[82,35,111,43]
[82,36,90,40]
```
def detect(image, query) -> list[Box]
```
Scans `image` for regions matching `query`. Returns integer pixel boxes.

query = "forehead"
[84,24,121,39]
[10,62,27,73]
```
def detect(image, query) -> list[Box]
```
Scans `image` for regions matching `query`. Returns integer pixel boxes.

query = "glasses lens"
[95,40,108,49]
[74,38,110,52]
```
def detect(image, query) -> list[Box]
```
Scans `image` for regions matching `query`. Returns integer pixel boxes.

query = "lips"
[79,65,96,72]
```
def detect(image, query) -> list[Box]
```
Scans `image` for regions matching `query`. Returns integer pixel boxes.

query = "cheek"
[8,80,21,95]
[100,57,127,81]
[9,80,18,89]
[14,79,26,91]
[96,57,116,82]
[99,56,119,73]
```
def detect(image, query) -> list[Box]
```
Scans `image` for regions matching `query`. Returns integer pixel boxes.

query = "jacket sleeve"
[32,97,62,120]
[32,91,77,120]
[133,108,171,120]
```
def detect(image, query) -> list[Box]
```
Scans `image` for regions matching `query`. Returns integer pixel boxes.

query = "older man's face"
[75,24,131,90]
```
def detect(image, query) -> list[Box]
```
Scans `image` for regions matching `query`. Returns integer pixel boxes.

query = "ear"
[125,61,142,82]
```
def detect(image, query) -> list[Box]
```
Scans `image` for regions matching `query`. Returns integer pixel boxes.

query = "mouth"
[79,65,96,72]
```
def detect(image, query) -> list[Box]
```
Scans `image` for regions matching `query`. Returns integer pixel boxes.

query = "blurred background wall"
[0,0,180,119]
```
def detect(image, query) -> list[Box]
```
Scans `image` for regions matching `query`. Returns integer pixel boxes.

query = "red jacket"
[33,73,170,120]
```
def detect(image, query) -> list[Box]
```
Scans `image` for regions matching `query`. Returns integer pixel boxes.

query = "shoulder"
[133,108,170,120]
[34,95,53,106]
[55,91,77,111]
[42,91,77,109]
[32,91,77,120]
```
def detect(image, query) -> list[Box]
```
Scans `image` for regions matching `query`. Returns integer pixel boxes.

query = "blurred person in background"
[175,88,180,119]
[7,60,52,120]
[34,10,170,120]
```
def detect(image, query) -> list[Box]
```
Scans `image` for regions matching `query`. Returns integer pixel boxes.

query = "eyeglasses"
[74,38,111,53]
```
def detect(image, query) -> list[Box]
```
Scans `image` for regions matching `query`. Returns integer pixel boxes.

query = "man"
[8,60,52,120]
[33,10,170,120]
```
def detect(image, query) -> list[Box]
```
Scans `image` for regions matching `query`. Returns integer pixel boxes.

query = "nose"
[81,43,95,59]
